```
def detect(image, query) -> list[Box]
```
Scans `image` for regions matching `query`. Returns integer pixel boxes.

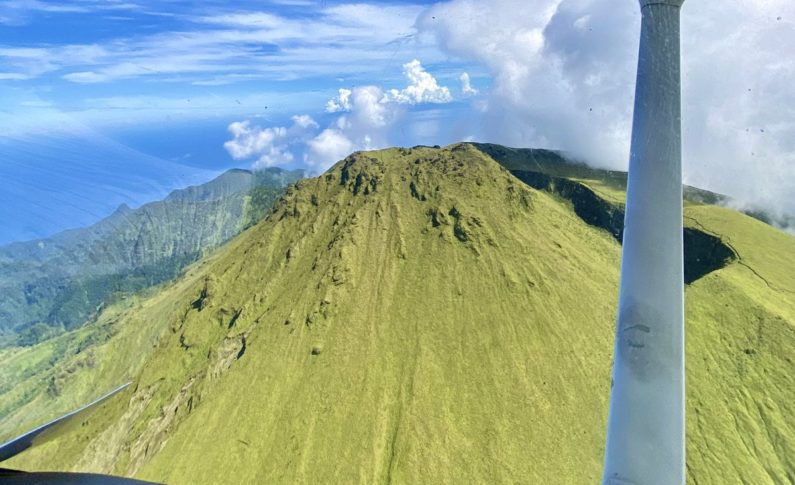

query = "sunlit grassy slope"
[3,144,794,484]
[0,254,222,439]
[0,167,302,339]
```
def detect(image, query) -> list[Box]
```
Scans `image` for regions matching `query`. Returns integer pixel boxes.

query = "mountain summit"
[3,144,794,484]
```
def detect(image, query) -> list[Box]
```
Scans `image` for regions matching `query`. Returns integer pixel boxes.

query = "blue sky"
[0,0,477,243]
[1,0,793,243]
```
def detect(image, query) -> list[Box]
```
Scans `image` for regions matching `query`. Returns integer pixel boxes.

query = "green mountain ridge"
[476,145,737,284]
[0,167,304,342]
[474,143,795,234]
[1,144,793,484]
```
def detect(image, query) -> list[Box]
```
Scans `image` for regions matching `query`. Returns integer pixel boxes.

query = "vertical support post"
[603,1,685,484]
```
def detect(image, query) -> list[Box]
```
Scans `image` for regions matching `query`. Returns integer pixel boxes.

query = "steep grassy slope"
[682,206,795,484]
[0,167,303,338]
[0,253,223,440]
[479,143,795,482]
[474,142,795,234]
[3,144,794,484]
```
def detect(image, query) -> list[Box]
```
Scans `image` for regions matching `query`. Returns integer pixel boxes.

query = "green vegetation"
[0,258,218,440]
[0,167,303,338]
[43,252,201,334]
[1,144,793,484]
[14,323,60,347]
[241,186,285,230]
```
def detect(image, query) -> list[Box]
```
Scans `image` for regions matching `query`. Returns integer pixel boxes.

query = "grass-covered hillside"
[2,144,793,484]
[0,167,303,342]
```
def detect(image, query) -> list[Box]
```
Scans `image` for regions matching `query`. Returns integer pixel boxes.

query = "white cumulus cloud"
[291,114,319,130]
[325,88,352,113]
[303,59,454,168]
[385,59,453,105]
[306,85,400,169]
[224,115,318,169]
[418,0,795,218]
[225,59,453,172]
[306,129,356,170]
[459,72,478,96]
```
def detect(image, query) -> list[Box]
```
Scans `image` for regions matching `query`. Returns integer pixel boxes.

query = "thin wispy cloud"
[0,3,430,85]
[0,0,143,25]
[1,0,90,15]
